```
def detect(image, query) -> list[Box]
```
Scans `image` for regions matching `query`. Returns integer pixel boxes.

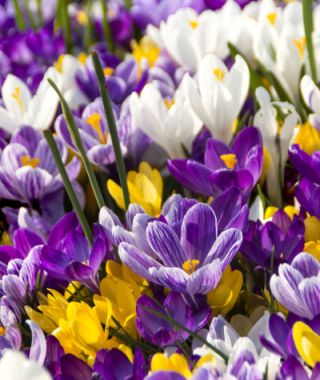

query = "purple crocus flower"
[131,0,205,29]
[289,144,320,219]
[241,209,305,269]
[270,252,320,320]
[168,127,263,199]
[55,97,129,170]
[101,200,243,295]
[39,212,110,292]
[93,348,147,380]
[136,292,211,346]
[0,126,82,228]
[260,314,297,359]
[278,356,320,380]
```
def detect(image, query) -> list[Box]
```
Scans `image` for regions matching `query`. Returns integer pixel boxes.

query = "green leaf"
[303,0,317,82]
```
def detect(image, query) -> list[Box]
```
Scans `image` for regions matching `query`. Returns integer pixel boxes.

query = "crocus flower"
[0,350,52,380]
[116,202,243,295]
[0,127,82,227]
[55,97,129,170]
[0,68,60,134]
[131,0,205,29]
[293,322,320,368]
[270,252,320,320]
[289,144,320,219]
[38,212,110,292]
[278,355,320,380]
[253,87,299,206]
[300,75,320,130]
[107,161,163,216]
[136,292,211,346]
[168,127,263,199]
[184,54,249,144]
[130,79,202,158]
[241,208,305,269]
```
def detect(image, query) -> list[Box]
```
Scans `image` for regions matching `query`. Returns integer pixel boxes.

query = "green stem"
[124,0,132,9]
[22,0,38,30]
[303,0,317,82]
[83,0,94,52]
[44,130,93,244]
[36,0,43,25]
[92,52,130,209]
[58,0,72,53]
[100,0,114,52]
[48,79,105,210]
[13,0,26,31]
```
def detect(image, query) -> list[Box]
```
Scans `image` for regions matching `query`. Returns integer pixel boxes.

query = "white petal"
[1,74,31,117]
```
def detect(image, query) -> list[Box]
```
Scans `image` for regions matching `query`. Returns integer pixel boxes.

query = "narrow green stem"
[92,52,130,209]
[100,0,114,52]
[124,0,132,9]
[58,0,72,53]
[36,0,43,25]
[44,130,93,244]
[48,79,105,210]
[303,0,317,82]
[23,0,38,30]
[13,0,26,31]
[83,0,94,52]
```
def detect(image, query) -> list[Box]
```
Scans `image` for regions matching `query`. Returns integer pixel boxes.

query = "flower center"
[131,36,160,68]
[267,12,277,25]
[293,36,306,59]
[220,153,237,169]
[189,19,198,29]
[11,87,24,111]
[164,98,175,109]
[213,68,225,81]
[20,155,40,168]
[86,113,108,144]
[78,52,88,65]
[54,55,65,73]
[182,259,200,274]
[76,10,88,25]
[103,67,114,76]
[0,327,5,336]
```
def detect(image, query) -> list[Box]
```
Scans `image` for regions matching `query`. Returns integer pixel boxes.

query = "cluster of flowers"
[2,0,320,379]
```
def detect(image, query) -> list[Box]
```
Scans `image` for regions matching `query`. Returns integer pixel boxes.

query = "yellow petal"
[293,322,320,367]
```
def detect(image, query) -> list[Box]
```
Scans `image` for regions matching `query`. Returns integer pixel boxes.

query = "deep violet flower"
[168,127,263,199]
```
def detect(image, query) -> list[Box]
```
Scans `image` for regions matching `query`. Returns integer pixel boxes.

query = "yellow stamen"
[20,155,40,168]
[54,55,65,73]
[0,327,5,336]
[103,67,114,76]
[86,113,108,144]
[182,259,200,274]
[293,36,306,59]
[267,12,277,25]
[189,20,198,29]
[213,68,225,81]
[163,98,175,109]
[76,10,88,26]
[220,153,237,169]
[11,87,24,111]
[78,53,88,65]
[131,36,160,68]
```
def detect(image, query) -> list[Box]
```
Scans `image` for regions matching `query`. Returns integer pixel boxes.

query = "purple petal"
[26,320,47,365]
[187,260,222,294]
[180,203,217,263]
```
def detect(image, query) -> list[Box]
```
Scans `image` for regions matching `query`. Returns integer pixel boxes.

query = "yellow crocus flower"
[207,266,243,316]
[107,161,163,216]
[304,241,320,261]
[150,353,215,378]
[304,216,320,242]
[293,322,320,367]
[294,122,320,155]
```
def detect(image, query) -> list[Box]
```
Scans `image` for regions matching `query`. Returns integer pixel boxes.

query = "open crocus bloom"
[184,54,250,144]
[0,67,60,134]
[130,79,202,158]
[117,203,243,295]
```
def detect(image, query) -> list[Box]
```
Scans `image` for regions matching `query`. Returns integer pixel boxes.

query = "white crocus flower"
[253,1,305,103]
[0,67,60,134]
[253,87,300,206]
[184,54,250,144]
[300,75,320,130]
[0,350,52,380]
[151,2,241,71]
[129,79,202,158]
[54,54,89,109]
